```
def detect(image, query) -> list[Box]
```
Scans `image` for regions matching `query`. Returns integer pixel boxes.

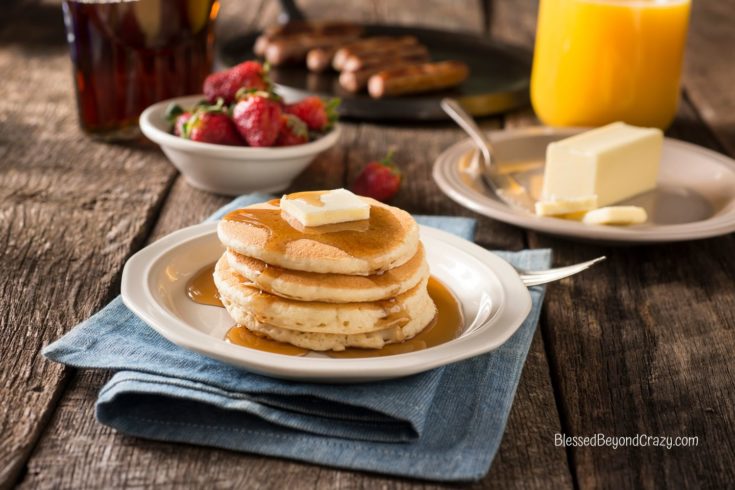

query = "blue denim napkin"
[43,194,551,482]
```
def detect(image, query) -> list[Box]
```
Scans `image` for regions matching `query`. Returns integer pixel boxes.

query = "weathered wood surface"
[0,1,176,488]
[2,0,734,489]
[494,1,735,489]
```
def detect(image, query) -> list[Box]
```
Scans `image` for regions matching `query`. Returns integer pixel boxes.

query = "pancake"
[214,255,436,336]
[225,244,429,303]
[217,197,419,275]
[230,304,437,351]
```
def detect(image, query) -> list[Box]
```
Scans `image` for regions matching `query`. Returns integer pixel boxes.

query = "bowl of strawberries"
[139,61,340,196]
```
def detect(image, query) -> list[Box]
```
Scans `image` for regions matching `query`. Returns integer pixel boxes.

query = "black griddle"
[218,1,531,121]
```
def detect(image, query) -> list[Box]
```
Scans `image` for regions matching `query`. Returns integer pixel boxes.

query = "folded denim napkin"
[44,194,551,482]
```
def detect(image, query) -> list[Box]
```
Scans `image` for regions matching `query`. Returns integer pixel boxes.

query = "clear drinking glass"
[62,0,220,140]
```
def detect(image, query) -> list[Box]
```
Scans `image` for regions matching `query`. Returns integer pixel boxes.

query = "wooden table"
[2,0,734,488]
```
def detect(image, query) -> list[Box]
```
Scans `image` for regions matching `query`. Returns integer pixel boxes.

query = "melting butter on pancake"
[214,255,435,336]
[217,197,419,275]
[225,244,429,303]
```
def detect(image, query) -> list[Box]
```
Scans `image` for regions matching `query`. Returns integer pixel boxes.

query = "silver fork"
[517,256,606,287]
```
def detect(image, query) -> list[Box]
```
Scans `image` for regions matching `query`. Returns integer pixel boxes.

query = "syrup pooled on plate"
[226,325,309,356]
[327,277,464,358]
[186,263,223,307]
[185,263,464,358]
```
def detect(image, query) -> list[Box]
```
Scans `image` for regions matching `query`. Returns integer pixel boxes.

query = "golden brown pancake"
[214,255,435,337]
[225,244,429,303]
[230,305,437,351]
[216,197,419,275]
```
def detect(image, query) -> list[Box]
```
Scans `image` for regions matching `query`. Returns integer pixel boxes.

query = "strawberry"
[165,103,191,136]
[351,150,402,202]
[203,61,269,104]
[184,110,243,146]
[173,112,191,137]
[187,113,243,145]
[232,92,283,147]
[276,114,308,146]
[284,96,339,132]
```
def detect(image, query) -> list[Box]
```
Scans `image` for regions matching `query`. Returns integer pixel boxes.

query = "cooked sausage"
[332,36,418,71]
[341,44,429,72]
[307,46,337,72]
[265,33,361,66]
[338,56,427,93]
[254,21,362,60]
[367,61,470,98]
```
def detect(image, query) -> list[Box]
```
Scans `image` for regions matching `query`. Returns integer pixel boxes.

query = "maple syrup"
[186,263,222,307]
[226,326,309,357]
[63,0,219,138]
[327,277,463,358]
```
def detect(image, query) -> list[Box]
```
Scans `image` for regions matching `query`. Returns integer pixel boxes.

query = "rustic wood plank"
[19,1,569,488]
[681,0,735,155]
[0,1,179,488]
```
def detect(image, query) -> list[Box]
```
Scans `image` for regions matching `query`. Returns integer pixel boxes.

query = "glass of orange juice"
[530,0,690,129]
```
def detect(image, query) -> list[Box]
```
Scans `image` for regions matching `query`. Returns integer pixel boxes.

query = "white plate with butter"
[121,222,531,382]
[433,127,735,243]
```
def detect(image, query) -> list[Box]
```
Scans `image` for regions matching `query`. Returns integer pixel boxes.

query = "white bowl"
[139,95,341,196]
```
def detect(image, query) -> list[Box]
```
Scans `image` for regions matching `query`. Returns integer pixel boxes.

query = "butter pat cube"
[542,122,663,207]
[535,195,598,216]
[281,188,370,227]
[582,206,648,226]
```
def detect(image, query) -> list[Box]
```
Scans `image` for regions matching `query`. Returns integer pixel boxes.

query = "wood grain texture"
[682,0,735,155]
[17,0,571,484]
[0,1,178,488]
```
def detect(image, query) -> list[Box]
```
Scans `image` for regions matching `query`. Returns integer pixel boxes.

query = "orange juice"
[531,0,690,129]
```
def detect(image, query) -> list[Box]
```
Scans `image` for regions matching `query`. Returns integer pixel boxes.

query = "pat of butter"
[582,206,648,226]
[535,195,598,216]
[542,122,663,207]
[280,188,370,227]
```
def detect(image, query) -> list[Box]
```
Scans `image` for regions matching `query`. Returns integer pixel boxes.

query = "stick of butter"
[280,188,370,227]
[542,122,663,207]
[582,206,648,226]
[535,195,598,216]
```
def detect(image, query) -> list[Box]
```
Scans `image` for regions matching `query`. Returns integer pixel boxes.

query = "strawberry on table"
[284,96,339,132]
[203,61,269,104]
[276,114,309,146]
[232,92,283,147]
[352,149,402,202]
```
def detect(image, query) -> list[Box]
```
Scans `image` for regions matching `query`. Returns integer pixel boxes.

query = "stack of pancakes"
[214,196,436,351]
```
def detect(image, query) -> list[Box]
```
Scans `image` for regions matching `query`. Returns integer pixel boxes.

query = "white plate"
[433,127,735,243]
[121,223,532,382]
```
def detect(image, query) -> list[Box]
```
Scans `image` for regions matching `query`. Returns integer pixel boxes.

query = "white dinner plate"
[121,222,532,382]
[433,127,735,243]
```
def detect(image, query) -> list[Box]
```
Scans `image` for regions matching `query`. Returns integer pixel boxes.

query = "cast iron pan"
[218,0,532,121]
